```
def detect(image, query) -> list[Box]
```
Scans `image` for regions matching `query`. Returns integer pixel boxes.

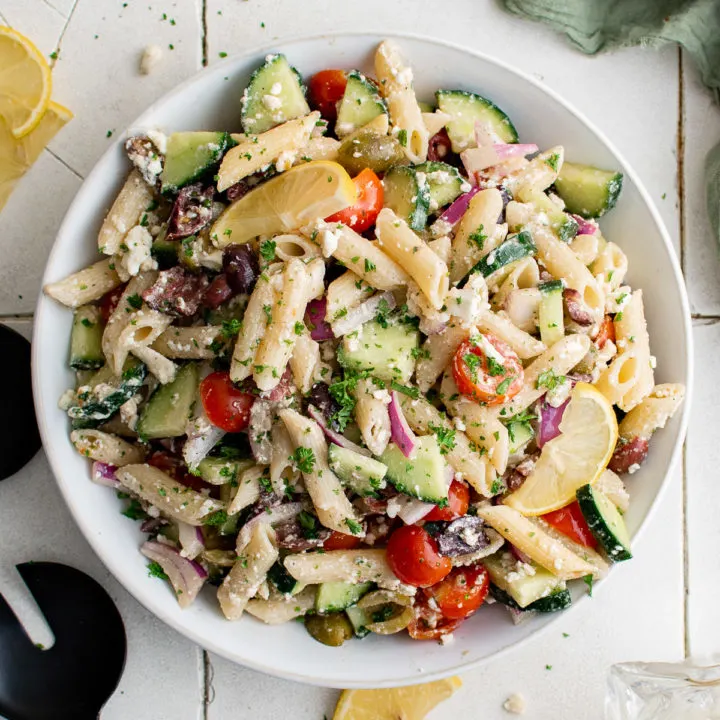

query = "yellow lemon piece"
[0,26,53,138]
[333,676,462,720]
[505,382,618,515]
[210,160,357,247]
[0,101,73,210]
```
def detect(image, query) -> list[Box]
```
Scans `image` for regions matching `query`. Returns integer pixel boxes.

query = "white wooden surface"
[0,0,714,717]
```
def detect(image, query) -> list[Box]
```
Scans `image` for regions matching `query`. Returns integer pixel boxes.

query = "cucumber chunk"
[335,71,387,137]
[469,230,536,279]
[381,435,450,504]
[538,279,565,346]
[382,166,430,231]
[136,362,199,439]
[241,54,310,134]
[69,305,105,370]
[316,581,373,614]
[576,484,632,561]
[554,161,623,218]
[328,444,388,497]
[345,605,371,638]
[483,552,566,609]
[68,359,147,429]
[519,187,578,242]
[506,420,534,455]
[161,131,232,194]
[151,235,179,269]
[339,320,419,384]
[196,456,254,485]
[490,585,572,613]
[436,89,518,152]
[414,161,464,211]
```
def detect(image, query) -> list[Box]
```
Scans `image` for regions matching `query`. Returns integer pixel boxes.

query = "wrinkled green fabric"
[502,0,720,244]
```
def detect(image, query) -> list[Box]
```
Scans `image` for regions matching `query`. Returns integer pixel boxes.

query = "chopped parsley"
[345,518,363,535]
[292,447,316,474]
[121,499,147,521]
[294,321,305,335]
[428,423,456,454]
[364,258,376,273]
[397,129,408,147]
[220,318,241,340]
[126,294,143,310]
[80,317,94,328]
[495,376,515,395]
[375,297,392,328]
[147,562,168,580]
[203,510,229,527]
[411,346,431,361]
[536,369,565,392]
[490,479,505,495]
[468,224,487,249]
[259,239,277,262]
[583,574,594,596]
[262,304,273,324]
[486,355,506,377]
[545,153,560,172]
[298,510,319,539]
[390,381,419,399]
[463,353,482,381]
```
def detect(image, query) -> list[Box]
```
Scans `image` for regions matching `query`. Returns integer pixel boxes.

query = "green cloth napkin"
[502,0,720,243]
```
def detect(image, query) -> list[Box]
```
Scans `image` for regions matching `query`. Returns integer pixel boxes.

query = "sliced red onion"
[307,405,371,456]
[305,297,334,341]
[435,186,481,228]
[388,391,419,458]
[91,461,121,489]
[537,399,569,448]
[396,496,435,525]
[570,215,599,236]
[461,144,539,175]
[237,502,304,547]
[141,540,207,609]
[510,544,534,566]
[178,521,205,560]
[183,406,226,471]
[332,292,396,337]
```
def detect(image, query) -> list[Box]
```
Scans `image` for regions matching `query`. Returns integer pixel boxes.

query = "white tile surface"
[0,0,66,56]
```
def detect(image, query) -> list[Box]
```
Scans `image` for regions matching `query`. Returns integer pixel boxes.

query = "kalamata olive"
[336,130,406,175]
[304,612,354,647]
[222,244,259,294]
[307,383,341,429]
[166,183,215,242]
[436,516,489,557]
[427,128,453,163]
[202,273,235,309]
[608,436,649,475]
[142,266,209,317]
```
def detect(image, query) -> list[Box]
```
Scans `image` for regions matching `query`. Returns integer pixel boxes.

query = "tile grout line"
[682,440,690,658]
[677,47,686,274]
[202,650,213,719]
[201,0,208,67]
[45,147,85,181]
[49,0,81,69]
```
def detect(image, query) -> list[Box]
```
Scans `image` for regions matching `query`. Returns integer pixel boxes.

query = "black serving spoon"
[0,562,127,720]
[0,325,41,481]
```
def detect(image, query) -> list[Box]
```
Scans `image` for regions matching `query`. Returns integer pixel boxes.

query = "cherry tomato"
[386,525,452,588]
[199,371,254,433]
[307,69,347,121]
[425,564,490,620]
[452,334,524,405]
[424,480,470,522]
[99,284,126,322]
[407,595,462,640]
[325,168,383,233]
[596,314,616,348]
[542,501,598,549]
[323,530,362,550]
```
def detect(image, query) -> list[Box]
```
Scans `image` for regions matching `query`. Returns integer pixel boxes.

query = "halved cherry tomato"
[542,500,598,549]
[199,371,254,433]
[325,168,383,233]
[307,69,347,121]
[596,314,616,348]
[386,525,452,588]
[407,595,462,640]
[99,284,126,322]
[425,564,490,620]
[452,334,524,405]
[424,479,470,522]
[322,530,362,550]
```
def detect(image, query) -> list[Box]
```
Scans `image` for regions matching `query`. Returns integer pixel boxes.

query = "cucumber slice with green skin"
[436,89,518,152]
[339,320,419,384]
[414,161,464,211]
[382,166,430,231]
[380,434,450,505]
[538,279,565,346]
[241,54,310,135]
[335,71,387,137]
[345,605,371,638]
[520,188,579,242]
[161,131,232,194]
[151,235,178,269]
[554,161,623,219]
[268,560,303,595]
[196,456,254,485]
[506,421,534,454]
[468,230,536,279]
[316,581,373,614]
[483,553,566,608]
[576,484,632,561]
[490,585,572,613]
[136,362,199,439]
[69,306,105,370]
[68,359,147,429]
[328,444,388,497]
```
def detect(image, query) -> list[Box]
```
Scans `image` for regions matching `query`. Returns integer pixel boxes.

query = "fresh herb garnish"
[344,518,362,535]
[259,239,276,262]
[496,376,515,395]
[390,381,419,399]
[468,224,487,249]
[428,423,456,454]
[583,574,594,596]
[220,318,241,340]
[486,355,506,377]
[147,562,168,580]
[298,510,319,539]
[292,447,316,474]
[536,369,565,392]
[203,510,229,527]
[126,294,143,310]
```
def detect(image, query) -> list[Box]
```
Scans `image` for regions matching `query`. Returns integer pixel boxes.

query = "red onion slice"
[91,461,120,489]
[178,521,205,560]
[570,215,599,236]
[307,405,371,457]
[461,144,539,175]
[332,292,396,337]
[237,502,304,547]
[435,186,481,228]
[388,391,420,458]
[537,399,569,448]
[141,540,207,609]
[305,297,334,341]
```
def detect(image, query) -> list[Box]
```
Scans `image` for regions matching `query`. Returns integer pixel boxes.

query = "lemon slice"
[333,677,462,720]
[210,160,357,247]
[0,26,53,138]
[505,382,618,515]
[0,101,73,210]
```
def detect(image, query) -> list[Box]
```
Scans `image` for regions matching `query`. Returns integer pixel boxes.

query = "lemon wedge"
[333,677,462,720]
[210,160,357,247]
[0,26,53,138]
[0,101,73,210]
[504,382,618,515]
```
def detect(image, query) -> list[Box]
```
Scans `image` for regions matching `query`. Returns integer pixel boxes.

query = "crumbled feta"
[269,82,282,95]
[275,149,297,172]
[372,389,391,404]
[120,395,140,430]
[440,633,454,645]
[503,693,526,714]
[139,44,163,75]
[118,225,156,279]
[628,463,641,475]
[546,376,571,408]
[453,416,467,432]
[262,94,283,111]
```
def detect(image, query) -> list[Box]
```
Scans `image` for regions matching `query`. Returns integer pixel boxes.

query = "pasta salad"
[45,40,685,646]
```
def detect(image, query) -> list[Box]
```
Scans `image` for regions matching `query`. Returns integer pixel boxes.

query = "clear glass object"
[606,661,720,719]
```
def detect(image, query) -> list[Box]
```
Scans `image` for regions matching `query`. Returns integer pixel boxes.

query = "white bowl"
[33,32,692,688]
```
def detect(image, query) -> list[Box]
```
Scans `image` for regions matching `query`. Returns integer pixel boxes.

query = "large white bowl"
[33,33,692,688]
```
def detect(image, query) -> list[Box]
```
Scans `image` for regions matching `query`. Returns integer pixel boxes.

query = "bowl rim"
[32,29,693,687]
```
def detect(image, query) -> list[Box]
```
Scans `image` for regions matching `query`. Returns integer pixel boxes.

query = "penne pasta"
[71,429,145,466]
[44,258,122,308]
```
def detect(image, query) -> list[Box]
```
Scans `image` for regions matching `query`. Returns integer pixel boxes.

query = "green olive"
[304,612,354,647]
[337,130,406,175]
